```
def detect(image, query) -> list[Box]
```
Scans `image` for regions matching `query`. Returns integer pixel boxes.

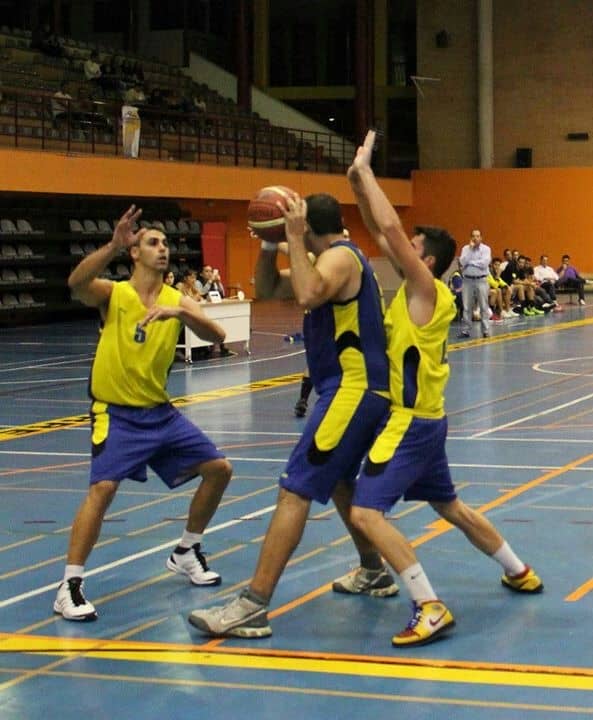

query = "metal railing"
[0,87,354,174]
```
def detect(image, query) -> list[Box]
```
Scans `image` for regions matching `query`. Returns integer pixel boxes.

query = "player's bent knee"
[199,457,233,485]
[89,480,118,508]
[349,505,377,532]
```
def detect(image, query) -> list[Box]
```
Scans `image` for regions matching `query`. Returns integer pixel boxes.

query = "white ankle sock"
[400,562,437,603]
[64,564,84,582]
[178,531,203,549]
[491,541,525,576]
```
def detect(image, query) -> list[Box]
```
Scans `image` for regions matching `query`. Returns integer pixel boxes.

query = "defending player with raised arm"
[344,130,542,647]
[54,206,233,622]
[69,204,225,344]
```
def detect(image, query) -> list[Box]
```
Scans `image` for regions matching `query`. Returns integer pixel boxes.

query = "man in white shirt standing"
[458,229,492,338]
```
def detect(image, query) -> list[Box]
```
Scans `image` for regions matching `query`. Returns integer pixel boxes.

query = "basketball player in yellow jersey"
[346,130,542,647]
[54,205,232,622]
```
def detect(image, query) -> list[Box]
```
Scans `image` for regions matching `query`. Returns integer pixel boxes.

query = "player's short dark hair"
[415,226,457,279]
[305,193,343,235]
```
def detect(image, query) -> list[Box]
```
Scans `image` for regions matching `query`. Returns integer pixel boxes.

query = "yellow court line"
[2,315,593,445]
[448,315,593,351]
[3,669,593,716]
[1,633,592,692]
[0,373,304,443]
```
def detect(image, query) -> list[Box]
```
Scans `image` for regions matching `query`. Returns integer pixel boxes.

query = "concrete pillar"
[477,0,494,168]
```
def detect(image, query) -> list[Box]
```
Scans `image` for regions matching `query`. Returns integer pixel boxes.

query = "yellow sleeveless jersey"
[90,281,182,407]
[385,278,455,418]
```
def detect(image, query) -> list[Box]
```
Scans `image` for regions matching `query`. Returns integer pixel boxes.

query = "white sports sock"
[63,564,84,582]
[400,562,437,603]
[491,541,525,576]
[178,531,203,549]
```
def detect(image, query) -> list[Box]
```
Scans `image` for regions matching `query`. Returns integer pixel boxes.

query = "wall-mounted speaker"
[435,30,450,48]
[515,147,532,168]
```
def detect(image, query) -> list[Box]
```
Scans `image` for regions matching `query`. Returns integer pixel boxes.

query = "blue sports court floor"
[0,299,592,719]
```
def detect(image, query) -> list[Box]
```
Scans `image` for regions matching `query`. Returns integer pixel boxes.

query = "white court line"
[470,391,593,438]
[0,504,276,609]
[1,448,589,473]
[0,377,90,387]
[449,436,593,444]
[0,356,95,374]
[0,451,87,457]
[533,355,593,377]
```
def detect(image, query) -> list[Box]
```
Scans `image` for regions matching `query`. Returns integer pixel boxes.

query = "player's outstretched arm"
[253,235,293,300]
[68,205,144,307]
[348,131,434,300]
[139,294,226,344]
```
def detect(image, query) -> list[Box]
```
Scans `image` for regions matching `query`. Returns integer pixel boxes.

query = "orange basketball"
[247,185,295,243]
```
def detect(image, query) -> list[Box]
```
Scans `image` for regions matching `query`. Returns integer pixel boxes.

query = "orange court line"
[565,577,593,602]
[201,448,593,651]
[0,461,89,477]
[424,451,593,533]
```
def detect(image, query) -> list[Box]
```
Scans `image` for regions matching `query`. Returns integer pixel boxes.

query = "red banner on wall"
[200,221,227,284]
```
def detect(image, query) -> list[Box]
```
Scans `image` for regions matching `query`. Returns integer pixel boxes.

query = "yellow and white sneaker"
[392,600,455,647]
[501,565,543,593]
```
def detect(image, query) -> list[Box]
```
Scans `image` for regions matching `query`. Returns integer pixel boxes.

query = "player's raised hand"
[112,205,144,250]
[277,194,307,240]
[351,129,376,172]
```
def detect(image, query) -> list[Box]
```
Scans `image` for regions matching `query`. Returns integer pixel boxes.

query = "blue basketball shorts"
[89,402,225,488]
[280,387,390,504]
[352,412,457,511]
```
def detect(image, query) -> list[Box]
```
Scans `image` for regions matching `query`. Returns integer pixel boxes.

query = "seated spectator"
[499,248,512,272]
[525,265,553,310]
[196,266,230,356]
[84,51,102,82]
[124,84,146,105]
[533,254,559,306]
[557,254,586,305]
[191,94,207,113]
[501,254,543,316]
[176,268,202,301]
[196,265,225,299]
[488,258,514,318]
[51,83,72,126]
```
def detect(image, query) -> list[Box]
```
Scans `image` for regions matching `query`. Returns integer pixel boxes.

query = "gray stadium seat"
[1,243,17,257]
[0,219,17,233]
[83,219,99,233]
[2,292,18,306]
[17,268,35,282]
[1,268,17,282]
[17,218,43,234]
